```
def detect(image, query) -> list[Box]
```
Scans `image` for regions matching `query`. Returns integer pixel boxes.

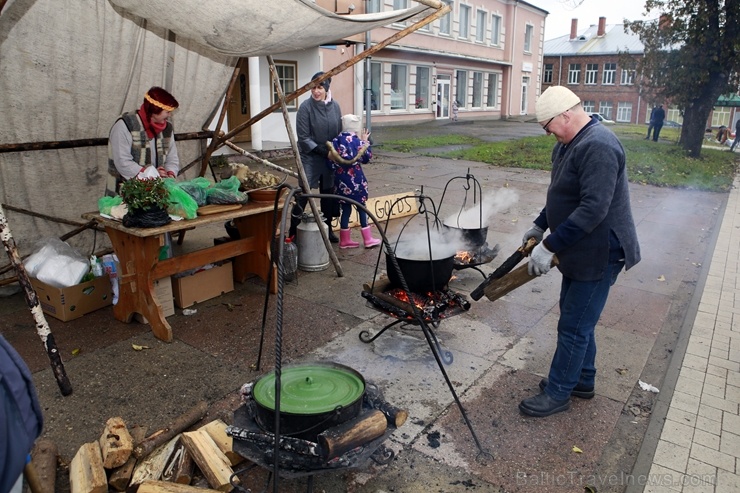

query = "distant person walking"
[651,105,666,142]
[731,119,740,151]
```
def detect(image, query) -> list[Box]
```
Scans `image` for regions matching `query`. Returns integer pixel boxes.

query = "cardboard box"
[173,262,234,309]
[134,276,174,323]
[31,276,113,322]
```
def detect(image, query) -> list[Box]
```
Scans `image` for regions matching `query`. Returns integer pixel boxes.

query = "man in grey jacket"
[519,86,641,417]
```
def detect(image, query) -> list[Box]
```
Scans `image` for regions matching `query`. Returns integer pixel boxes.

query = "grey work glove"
[522,224,544,247]
[528,242,554,276]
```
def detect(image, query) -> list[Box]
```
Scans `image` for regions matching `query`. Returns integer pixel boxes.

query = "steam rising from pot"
[444,188,519,229]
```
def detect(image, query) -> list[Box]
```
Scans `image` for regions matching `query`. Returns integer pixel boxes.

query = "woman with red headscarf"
[106,86,180,196]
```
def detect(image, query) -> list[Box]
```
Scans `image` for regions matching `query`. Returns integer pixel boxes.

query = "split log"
[108,424,147,492]
[69,442,107,493]
[483,255,559,302]
[30,438,58,493]
[364,382,408,428]
[130,435,181,488]
[225,425,320,456]
[163,441,195,485]
[99,416,133,468]
[134,401,208,459]
[317,410,387,460]
[181,429,238,492]
[200,419,245,466]
[23,461,44,493]
[135,479,221,492]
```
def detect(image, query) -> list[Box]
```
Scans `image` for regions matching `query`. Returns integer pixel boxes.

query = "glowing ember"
[455,250,474,263]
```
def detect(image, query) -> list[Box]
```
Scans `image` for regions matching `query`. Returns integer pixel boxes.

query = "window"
[472,72,483,107]
[491,15,501,45]
[585,63,598,85]
[521,76,530,114]
[568,64,581,84]
[455,70,467,108]
[459,5,470,39]
[391,64,407,110]
[582,100,595,113]
[486,73,499,107]
[367,0,380,13]
[393,0,408,9]
[476,10,487,43]
[602,63,616,85]
[712,107,731,127]
[364,61,382,111]
[271,61,297,110]
[439,0,452,35]
[415,66,431,109]
[621,69,635,85]
[666,107,682,124]
[617,102,632,122]
[543,64,553,84]
[523,24,533,52]
[599,101,613,119]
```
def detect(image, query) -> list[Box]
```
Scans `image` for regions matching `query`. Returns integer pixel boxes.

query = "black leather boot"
[325,219,339,243]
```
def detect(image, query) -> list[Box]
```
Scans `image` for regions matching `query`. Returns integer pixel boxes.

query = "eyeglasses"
[542,116,555,133]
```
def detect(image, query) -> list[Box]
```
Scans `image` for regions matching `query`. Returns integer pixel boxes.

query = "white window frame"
[620,69,635,85]
[459,5,471,40]
[390,63,408,110]
[599,101,613,119]
[523,24,533,53]
[366,61,382,112]
[270,60,298,110]
[475,9,487,43]
[585,63,598,85]
[367,0,380,13]
[543,64,553,84]
[712,107,731,127]
[568,64,580,85]
[491,14,501,46]
[617,102,632,122]
[602,63,616,85]
[439,0,452,35]
[521,76,529,114]
[582,100,595,113]
[486,72,499,108]
[455,69,468,108]
[472,71,483,107]
[415,66,431,110]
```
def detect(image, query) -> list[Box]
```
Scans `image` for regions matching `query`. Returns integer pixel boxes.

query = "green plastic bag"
[163,178,198,219]
[178,177,212,206]
[205,176,248,204]
[98,196,122,215]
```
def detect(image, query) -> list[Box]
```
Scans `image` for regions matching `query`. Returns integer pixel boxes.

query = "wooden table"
[82,202,282,342]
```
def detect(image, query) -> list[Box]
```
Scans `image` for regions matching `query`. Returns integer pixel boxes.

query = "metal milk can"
[296,212,330,271]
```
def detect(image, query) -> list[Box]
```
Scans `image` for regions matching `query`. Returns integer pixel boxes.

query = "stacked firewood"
[67,401,245,493]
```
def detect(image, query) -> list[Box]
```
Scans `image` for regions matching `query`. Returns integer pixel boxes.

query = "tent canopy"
[0,0,434,255]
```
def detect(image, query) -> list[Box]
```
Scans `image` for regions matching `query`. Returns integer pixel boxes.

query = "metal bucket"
[296,212,330,271]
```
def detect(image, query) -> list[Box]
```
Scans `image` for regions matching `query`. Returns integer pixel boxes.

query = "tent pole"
[0,205,73,396]
[200,66,241,178]
[267,56,343,277]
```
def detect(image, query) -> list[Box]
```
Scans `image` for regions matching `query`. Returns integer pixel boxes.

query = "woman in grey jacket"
[289,72,342,241]
[519,86,641,417]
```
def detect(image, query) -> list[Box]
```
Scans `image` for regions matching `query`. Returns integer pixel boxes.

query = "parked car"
[591,113,616,124]
[663,120,682,128]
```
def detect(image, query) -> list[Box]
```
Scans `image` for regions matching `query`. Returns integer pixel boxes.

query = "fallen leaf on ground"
[657,275,666,281]
[615,368,628,375]
[132,344,150,351]
[71,348,81,356]
[572,445,583,454]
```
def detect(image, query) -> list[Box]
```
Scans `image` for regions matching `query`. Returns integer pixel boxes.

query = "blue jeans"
[545,252,625,401]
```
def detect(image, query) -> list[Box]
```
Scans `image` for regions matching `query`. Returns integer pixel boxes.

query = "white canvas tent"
[0,0,435,262]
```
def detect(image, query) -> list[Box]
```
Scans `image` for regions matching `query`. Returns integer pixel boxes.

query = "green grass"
[380,124,738,192]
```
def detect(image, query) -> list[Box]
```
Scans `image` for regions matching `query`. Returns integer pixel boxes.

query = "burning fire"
[455,250,474,264]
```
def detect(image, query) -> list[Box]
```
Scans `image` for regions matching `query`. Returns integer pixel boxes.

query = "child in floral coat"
[326,114,381,249]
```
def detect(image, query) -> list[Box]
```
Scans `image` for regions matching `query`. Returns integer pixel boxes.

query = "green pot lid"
[252,364,365,414]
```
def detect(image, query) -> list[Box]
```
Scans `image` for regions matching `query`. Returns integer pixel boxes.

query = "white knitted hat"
[342,114,362,134]
[536,86,581,122]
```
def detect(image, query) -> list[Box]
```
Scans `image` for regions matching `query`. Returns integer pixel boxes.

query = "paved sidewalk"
[632,177,740,493]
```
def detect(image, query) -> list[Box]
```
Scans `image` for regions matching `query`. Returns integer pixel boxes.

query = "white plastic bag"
[24,238,88,287]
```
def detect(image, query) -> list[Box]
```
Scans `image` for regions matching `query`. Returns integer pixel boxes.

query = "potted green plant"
[119,177,171,228]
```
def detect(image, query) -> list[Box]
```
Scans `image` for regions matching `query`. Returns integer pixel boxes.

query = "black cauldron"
[443,223,489,249]
[386,253,455,293]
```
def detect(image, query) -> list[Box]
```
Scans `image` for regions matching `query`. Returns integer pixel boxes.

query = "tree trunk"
[680,73,729,158]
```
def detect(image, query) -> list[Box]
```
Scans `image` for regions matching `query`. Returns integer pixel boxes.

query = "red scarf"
[138,104,167,139]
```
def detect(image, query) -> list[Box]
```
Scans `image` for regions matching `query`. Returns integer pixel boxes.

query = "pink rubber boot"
[361,226,381,248]
[339,228,359,249]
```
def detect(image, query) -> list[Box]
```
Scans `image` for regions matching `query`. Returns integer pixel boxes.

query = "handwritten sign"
[330,192,419,230]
